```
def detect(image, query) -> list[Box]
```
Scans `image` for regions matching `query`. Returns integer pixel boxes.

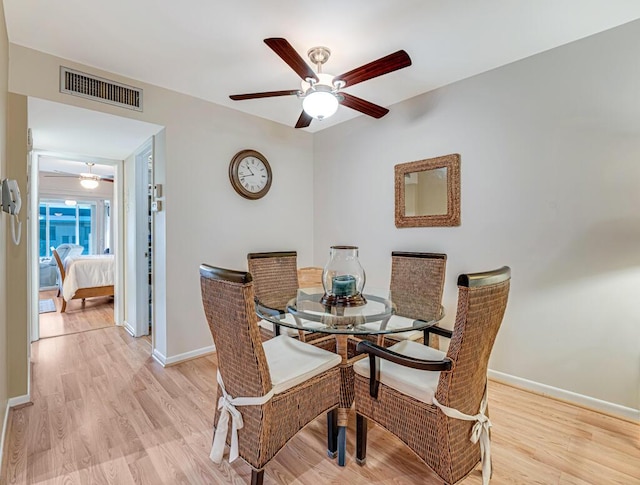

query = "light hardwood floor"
[38,289,114,339]
[2,325,638,484]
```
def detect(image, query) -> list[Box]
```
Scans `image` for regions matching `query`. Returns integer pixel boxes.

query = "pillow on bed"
[51,244,84,265]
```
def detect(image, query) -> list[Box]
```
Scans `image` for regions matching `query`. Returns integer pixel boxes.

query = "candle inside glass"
[332,275,357,297]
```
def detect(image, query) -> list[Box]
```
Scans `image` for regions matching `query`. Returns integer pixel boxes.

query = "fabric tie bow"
[433,382,492,484]
[209,371,274,464]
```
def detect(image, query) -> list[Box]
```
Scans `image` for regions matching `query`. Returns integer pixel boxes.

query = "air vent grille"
[60,67,143,111]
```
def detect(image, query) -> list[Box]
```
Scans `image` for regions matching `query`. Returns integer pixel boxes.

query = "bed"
[52,249,115,313]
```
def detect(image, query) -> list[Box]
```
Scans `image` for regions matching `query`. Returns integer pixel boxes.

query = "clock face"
[238,156,268,193]
[229,150,272,200]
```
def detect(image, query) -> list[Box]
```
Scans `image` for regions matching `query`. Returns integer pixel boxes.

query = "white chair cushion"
[262,335,341,395]
[258,313,302,337]
[258,313,326,337]
[361,315,424,341]
[353,340,445,404]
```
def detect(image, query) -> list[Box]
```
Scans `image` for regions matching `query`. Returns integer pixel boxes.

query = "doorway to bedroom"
[35,157,117,338]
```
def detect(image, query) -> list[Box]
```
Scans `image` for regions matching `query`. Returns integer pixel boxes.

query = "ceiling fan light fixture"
[230,38,411,127]
[302,86,339,120]
[79,174,100,189]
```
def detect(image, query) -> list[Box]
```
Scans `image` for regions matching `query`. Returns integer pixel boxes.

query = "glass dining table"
[256,287,444,466]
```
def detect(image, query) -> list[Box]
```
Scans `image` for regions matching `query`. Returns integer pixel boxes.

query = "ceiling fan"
[230,38,412,128]
[44,162,114,189]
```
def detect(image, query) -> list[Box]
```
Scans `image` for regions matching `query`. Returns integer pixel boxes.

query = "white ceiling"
[6,1,640,133]
[29,97,163,164]
[39,156,114,178]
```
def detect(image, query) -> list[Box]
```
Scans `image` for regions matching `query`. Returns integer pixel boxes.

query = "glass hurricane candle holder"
[320,245,367,307]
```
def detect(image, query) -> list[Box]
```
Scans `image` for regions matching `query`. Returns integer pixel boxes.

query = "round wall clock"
[228,149,272,200]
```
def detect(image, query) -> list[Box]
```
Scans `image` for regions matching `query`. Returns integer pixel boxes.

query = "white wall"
[8,45,315,363]
[313,21,640,411]
[152,130,167,358]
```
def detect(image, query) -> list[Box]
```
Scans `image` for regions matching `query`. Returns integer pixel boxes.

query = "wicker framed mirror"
[395,153,460,228]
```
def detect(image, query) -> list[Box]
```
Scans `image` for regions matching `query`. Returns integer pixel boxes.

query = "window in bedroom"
[39,200,98,257]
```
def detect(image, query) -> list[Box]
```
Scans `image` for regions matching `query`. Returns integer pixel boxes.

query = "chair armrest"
[254,299,285,336]
[254,298,283,316]
[424,325,453,339]
[356,340,452,398]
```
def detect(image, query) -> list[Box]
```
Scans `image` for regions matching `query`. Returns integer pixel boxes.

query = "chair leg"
[327,408,338,458]
[356,413,367,465]
[251,469,264,485]
[337,426,347,466]
[60,299,67,313]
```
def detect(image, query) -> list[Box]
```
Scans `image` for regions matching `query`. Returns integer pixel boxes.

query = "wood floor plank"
[3,408,28,484]
[25,398,51,457]
[97,456,137,485]
[2,325,639,485]
[38,289,115,339]
[126,451,165,485]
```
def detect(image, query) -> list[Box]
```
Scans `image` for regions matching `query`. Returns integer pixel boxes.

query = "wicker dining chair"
[200,264,341,485]
[248,251,328,344]
[247,251,300,340]
[353,266,511,485]
[372,252,447,348]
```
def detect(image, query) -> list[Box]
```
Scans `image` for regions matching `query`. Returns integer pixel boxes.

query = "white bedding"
[62,254,115,302]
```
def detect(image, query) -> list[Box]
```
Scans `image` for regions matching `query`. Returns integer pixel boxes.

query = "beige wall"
[6,93,28,398]
[313,20,640,412]
[7,44,315,370]
[0,0,9,427]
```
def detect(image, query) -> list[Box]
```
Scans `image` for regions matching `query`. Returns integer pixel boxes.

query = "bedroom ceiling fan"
[230,38,412,128]
[43,162,114,189]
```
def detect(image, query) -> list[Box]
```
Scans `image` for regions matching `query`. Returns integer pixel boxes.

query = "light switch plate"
[154,184,163,198]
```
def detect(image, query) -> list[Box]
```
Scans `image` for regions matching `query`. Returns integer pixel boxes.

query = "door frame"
[129,139,153,338]
[28,150,124,342]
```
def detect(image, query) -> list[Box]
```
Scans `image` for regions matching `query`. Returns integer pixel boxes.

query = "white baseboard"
[152,345,215,367]
[7,395,30,408]
[488,369,639,422]
[122,320,135,337]
[152,349,167,366]
[1,394,31,474]
[0,400,9,474]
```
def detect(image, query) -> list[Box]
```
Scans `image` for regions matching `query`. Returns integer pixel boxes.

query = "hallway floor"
[38,289,114,339]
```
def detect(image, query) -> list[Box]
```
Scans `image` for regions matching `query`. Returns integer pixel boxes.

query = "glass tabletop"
[256,287,444,336]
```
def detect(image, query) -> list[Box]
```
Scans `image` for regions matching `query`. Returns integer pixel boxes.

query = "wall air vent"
[60,67,143,111]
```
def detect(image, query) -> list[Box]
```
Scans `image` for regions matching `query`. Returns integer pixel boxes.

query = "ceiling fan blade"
[264,38,318,82]
[334,50,412,88]
[230,90,300,101]
[295,111,313,129]
[339,93,389,119]
[102,178,114,183]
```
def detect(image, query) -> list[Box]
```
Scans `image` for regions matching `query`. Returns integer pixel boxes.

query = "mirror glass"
[395,154,460,228]
[404,167,448,216]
